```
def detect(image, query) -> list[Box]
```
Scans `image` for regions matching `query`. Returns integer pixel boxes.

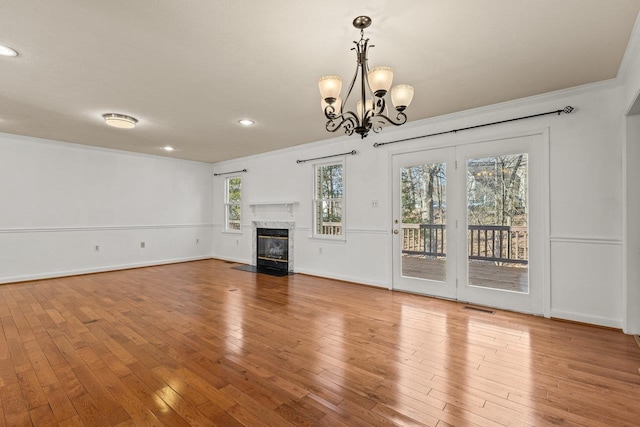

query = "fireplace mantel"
[249,201,298,215]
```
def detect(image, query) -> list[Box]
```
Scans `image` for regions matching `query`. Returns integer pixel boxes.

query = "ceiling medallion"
[318,16,414,139]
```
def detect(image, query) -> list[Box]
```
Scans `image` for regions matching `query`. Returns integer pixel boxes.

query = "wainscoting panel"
[0,224,213,284]
[550,238,622,328]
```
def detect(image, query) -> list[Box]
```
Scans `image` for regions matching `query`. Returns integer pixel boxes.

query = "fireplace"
[256,228,289,273]
[252,221,295,274]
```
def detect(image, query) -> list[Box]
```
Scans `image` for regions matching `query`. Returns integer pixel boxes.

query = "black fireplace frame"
[256,228,289,273]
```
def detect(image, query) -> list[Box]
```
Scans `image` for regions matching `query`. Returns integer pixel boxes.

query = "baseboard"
[0,255,214,285]
[294,267,389,289]
[551,317,621,331]
[550,309,622,329]
[210,257,389,289]
[211,255,251,265]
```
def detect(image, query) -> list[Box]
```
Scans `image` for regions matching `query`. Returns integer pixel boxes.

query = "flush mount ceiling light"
[163,146,175,151]
[0,43,18,57]
[102,113,138,129]
[238,119,255,126]
[319,16,414,139]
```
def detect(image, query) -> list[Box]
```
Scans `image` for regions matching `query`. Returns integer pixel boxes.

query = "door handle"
[393,229,399,234]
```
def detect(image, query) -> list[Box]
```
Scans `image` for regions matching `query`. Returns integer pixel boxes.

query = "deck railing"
[468,225,528,264]
[402,223,528,264]
[402,224,446,256]
[321,222,342,235]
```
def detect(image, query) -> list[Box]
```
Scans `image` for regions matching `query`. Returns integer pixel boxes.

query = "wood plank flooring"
[0,259,639,426]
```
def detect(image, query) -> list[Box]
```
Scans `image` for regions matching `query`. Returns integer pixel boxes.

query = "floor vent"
[82,319,99,324]
[464,306,495,314]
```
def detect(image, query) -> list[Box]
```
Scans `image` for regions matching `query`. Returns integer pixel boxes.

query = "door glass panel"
[401,162,447,282]
[466,154,529,292]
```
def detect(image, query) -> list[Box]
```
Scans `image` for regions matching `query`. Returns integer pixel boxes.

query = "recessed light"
[0,43,18,57]
[238,119,255,126]
[102,113,138,129]
[163,146,175,151]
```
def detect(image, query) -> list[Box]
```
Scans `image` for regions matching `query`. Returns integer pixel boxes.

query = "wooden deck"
[0,259,638,426]
[402,255,528,292]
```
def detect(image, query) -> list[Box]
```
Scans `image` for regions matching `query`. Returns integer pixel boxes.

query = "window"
[313,161,344,237]
[225,176,242,231]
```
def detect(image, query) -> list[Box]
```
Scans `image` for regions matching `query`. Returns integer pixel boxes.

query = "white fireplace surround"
[252,221,295,272]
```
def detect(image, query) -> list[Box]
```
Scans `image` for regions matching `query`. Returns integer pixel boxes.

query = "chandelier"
[318,16,414,139]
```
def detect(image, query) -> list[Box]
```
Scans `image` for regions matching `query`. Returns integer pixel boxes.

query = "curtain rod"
[296,150,357,164]
[373,106,574,148]
[213,169,247,176]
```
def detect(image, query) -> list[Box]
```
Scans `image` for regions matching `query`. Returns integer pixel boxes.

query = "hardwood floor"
[1,259,639,426]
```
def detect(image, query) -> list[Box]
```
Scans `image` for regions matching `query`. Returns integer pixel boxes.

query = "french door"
[392,134,546,314]
[392,148,458,299]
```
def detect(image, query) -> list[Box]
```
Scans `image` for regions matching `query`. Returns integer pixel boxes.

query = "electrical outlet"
[371,199,379,208]
[318,247,323,254]
[196,238,200,244]
[236,239,239,245]
[94,245,100,252]
[140,242,145,248]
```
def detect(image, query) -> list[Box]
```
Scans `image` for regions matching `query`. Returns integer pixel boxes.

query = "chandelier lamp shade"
[318,16,414,138]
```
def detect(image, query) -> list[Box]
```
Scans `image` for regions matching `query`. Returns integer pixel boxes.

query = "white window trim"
[225,175,242,233]
[312,159,346,241]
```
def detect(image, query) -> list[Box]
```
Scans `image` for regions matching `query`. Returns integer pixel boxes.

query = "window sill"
[308,235,346,243]
[222,230,243,235]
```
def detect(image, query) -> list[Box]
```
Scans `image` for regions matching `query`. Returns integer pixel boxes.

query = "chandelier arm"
[341,42,361,107]
[362,41,377,100]
[324,109,360,124]
[373,97,386,115]
[325,111,360,135]
[372,120,384,134]
[372,111,408,127]
[363,108,376,125]
[323,104,337,119]
[358,38,369,124]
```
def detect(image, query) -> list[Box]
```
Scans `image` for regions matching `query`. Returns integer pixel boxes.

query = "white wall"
[619,16,640,334]
[212,82,625,328]
[624,116,640,334]
[0,133,214,283]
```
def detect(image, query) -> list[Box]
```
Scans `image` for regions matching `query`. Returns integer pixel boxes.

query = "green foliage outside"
[316,164,343,233]
[227,177,242,222]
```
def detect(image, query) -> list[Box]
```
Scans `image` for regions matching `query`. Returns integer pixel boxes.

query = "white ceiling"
[1,0,639,163]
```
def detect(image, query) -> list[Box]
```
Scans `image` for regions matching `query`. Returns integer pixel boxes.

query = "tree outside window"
[314,162,343,237]
[225,176,242,231]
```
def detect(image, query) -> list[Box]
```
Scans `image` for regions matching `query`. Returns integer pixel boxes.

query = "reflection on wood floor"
[0,259,638,426]
[402,255,529,292]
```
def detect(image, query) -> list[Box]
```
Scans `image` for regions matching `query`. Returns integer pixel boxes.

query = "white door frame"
[389,128,551,317]
[391,147,458,299]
